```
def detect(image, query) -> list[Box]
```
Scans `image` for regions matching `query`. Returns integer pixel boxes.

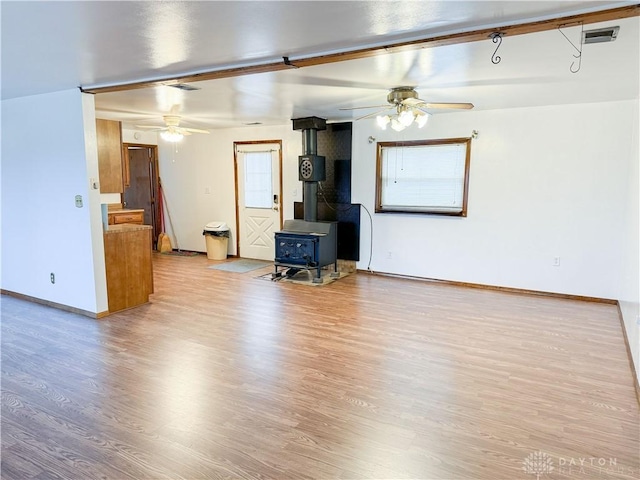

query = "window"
[243,151,273,208]
[375,137,472,216]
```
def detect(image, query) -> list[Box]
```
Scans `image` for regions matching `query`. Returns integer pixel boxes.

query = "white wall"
[121,128,158,145]
[1,90,108,313]
[618,100,640,385]
[157,125,302,254]
[352,100,636,301]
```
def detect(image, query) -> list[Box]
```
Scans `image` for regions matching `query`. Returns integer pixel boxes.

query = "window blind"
[244,151,273,208]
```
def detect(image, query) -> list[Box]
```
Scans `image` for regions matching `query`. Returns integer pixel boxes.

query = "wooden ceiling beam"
[82,4,639,95]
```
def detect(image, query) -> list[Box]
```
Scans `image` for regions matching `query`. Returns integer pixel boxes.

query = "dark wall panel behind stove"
[316,123,352,204]
[294,121,360,261]
[294,202,360,261]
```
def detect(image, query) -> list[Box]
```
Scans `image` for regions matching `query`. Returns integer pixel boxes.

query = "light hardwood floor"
[2,253,638,479]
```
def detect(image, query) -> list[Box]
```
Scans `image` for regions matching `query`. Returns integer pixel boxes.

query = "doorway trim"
[233,140,283,258]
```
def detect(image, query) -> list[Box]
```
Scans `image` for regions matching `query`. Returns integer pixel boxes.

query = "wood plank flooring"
[2,253,638,479]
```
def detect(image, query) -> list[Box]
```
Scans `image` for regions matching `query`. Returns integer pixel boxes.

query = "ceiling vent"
[582,26,619,44]
[168,83,201,91]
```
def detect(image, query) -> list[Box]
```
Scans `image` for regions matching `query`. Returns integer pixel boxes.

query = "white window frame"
[375,137,472,216]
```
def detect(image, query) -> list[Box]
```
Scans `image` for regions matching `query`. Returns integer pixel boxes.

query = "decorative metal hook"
[558,22,583,73]
[490,32,503,64]
[570,52,582,74]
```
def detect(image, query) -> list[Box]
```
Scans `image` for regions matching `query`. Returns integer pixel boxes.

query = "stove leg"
[272,265,282,280]
[330,260,340,278]
[312,266,323,284]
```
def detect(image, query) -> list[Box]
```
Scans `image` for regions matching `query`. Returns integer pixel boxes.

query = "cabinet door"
[104,229,153,313]
[97,119,124,193]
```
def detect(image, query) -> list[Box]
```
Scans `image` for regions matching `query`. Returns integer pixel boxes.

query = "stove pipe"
[292,117,327,222]
[303,129,318,156]
[302,129,319,222]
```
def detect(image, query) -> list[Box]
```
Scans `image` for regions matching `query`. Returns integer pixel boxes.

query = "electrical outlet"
[387,251,393,259]
[75,195,83,208]
[50,273,55,284]
[204,187,211,194]
[553,256,561,266]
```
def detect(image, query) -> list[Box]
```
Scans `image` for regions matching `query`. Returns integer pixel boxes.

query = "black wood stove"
[273,117,338,283]
[274,219,337,281]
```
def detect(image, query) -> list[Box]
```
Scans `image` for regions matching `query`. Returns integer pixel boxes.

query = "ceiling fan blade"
[355,108,392,121]
[403,97,426,107]
[135,125,165,130]
[339,104,391,111]
[421,102,474,109]
[182,127,210,134]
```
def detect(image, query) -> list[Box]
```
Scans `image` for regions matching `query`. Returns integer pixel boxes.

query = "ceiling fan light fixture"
[376,115,390,129]
[376,107,428,132]
[398,108,415,127]
[161,130,184,142]
[415,111,430,128]
[390,118,405,132]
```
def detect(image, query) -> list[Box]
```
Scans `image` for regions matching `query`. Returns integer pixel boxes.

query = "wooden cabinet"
[104,225,153,313]
[108,209,144,225]
[96,119,124,193]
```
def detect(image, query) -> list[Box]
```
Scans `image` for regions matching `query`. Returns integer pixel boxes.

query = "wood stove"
[274,220,337,282]
[273,117,338,283]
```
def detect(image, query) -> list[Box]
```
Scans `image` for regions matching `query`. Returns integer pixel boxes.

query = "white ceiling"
[2,1,638,130]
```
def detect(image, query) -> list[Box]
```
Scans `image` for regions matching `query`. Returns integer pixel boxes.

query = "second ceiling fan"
[135,115,210,142]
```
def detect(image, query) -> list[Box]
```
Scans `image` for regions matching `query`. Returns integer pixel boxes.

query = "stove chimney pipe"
[303,128,318,156]
[293,117,327,222]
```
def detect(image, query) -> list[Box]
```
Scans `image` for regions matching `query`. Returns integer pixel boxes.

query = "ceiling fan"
[135,115,210,142]
[340,86,473,131]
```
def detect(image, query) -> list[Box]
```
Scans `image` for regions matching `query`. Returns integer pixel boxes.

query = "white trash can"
[203,222,230,260]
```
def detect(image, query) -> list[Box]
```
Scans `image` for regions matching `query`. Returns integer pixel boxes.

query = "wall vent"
[582,26,619,44]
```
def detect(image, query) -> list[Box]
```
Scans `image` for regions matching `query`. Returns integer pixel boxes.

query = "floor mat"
[208,259,272,273]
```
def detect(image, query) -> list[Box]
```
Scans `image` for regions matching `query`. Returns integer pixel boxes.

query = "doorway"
[234,141,283,260]
[122,144,160,246]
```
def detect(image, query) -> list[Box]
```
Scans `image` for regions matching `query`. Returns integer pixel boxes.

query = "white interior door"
[235,142,282,260]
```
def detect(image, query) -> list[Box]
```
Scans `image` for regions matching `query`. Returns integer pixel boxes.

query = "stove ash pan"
[273,220,338,282]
